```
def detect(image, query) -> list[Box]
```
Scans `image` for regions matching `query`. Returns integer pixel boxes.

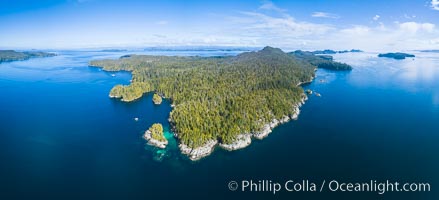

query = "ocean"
[0,49,437,199]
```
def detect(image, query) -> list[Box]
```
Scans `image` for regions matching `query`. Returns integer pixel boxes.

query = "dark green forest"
[152,93,162,105]
[289,50,353,70]
[0,50,56,63]
[378,52,415,60]
[149,123,165,142]
[90,46,351,148]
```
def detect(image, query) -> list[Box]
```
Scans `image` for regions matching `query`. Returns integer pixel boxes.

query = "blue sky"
[1,0,438,50]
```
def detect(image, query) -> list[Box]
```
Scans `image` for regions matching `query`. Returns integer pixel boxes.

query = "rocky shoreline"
[143,130,168,149]
[171,77,314,161]
[253,95,306,140]
[175,94,309,161]
[219,134,252,151]
[296,74,316,87]
[179,140,218,161]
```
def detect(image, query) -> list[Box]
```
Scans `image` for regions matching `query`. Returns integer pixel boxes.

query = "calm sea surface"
[0,50,438,200]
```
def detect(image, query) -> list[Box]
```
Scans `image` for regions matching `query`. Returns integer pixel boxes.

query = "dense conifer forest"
[378,52,415,60]
[148,123,165,142]
[90,46,351,148]
[0,50,56,63]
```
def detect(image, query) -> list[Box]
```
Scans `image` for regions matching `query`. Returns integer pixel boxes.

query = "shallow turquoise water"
[0,50,438,199]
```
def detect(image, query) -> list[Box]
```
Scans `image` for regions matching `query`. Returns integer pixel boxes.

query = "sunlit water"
[0,50,438,200]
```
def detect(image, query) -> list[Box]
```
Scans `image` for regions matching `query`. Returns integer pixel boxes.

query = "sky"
[0,0,439,51]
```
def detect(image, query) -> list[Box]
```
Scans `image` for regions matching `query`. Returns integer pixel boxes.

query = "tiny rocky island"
[90,46,352,161]
[378,52,415,60]
[0,50,56,63]
[144,123,168,148]
[152,93,162,105]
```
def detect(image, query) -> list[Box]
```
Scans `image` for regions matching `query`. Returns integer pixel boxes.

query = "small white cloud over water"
[312,12,340,19]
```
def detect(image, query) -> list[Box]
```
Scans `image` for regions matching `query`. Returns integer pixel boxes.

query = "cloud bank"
[141,1,439,51]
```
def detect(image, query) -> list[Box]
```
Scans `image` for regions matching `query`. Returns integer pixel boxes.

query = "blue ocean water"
[0,50,438,200]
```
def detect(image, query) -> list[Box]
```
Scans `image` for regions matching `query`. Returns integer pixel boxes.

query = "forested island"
[90,46,352,160]
[0,50,56,63]
[312,49,363,54]
[419,50,439,53]
[143,123,167,148]
[290,50,353,70]
[378,52,415,60]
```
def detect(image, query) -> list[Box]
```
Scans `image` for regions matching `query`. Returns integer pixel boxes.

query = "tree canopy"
[0,50,56,63]
[289,50,353,70]
[149,123,165,142]
[378,52,415,60]
[152,93,162,105]
[90,46,351,148]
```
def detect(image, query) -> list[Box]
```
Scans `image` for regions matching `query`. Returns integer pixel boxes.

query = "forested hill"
[289,50,353,70]
[89,46,347,148]
[0,50,56,63]
[378,52,415,60]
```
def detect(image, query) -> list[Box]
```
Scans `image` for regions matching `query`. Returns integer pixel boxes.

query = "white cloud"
[399,22,435,33]
[340,26,370,35]
[3,0,438,51]
[326,21,438,51]
[373,15,380,21]
[238,11,333,37]
[311,12,340,19]
[259,1,286,12]
[432,0,439,10]
[169,2,439,51]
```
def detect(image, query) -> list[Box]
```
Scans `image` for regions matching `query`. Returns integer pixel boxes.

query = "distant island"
[90,46,352,160]
[311,49,363,54]
[419,50,439,53]
[290,50,353,70]
[144,46,259,52]
[0,50,56,63]
[378,52,415,60]
[100,49,127,52]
